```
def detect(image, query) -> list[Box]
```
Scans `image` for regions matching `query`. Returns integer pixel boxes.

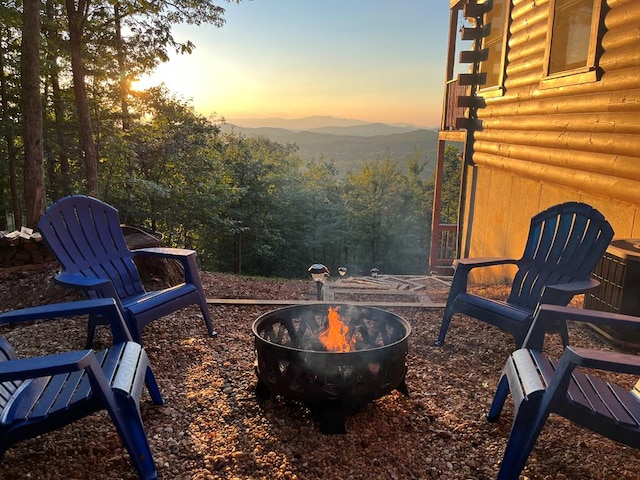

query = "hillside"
[220,122,439,175]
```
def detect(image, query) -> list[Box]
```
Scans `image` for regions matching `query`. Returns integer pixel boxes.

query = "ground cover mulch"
[0,264,639,479]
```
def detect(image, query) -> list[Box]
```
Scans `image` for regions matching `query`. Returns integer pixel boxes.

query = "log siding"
[458,0,640,281]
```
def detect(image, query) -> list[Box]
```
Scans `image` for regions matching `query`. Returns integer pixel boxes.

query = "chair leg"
[434,266,470,346]
[86,315,99,348]
[496,400,549,480]
[487,374,510,422]
[198,299,217,337]
[434,308,454,346]
[514,329,527,349]
[108,393,158,480]
[144,366,164,406]
[182,256,217,337]
[559,321,569,347]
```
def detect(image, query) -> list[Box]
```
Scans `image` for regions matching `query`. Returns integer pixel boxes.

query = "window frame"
[541,0,605,89]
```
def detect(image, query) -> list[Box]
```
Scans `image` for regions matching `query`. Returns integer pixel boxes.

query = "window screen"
[549,0,596,74]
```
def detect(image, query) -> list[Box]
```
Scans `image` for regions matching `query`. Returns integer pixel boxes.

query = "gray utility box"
[584,238,640,349]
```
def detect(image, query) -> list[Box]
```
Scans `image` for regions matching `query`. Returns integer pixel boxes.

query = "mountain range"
[220,116,439,175]
[226,115,428,131]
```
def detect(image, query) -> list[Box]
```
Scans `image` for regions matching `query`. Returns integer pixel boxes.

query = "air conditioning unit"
[584,239,640,349]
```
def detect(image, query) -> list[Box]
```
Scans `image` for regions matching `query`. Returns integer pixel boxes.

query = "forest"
[1,0,460,278]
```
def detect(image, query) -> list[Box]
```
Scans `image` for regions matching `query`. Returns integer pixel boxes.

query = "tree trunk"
[21,0,46,227]
[0,31,22,230]
[113,3,131,131]
[45,0,71,198]
[65,0,98,195]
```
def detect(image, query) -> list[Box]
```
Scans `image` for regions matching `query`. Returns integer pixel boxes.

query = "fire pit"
[252,304,411,433]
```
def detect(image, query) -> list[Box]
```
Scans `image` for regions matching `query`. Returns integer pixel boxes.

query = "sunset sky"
[138,1,449,127]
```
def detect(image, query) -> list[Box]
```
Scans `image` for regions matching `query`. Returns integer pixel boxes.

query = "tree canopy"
[1,0,460,277]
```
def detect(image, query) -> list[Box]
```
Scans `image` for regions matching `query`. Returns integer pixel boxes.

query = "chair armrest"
[455,257,520,270]
[55,272,113,291]
[562,345,640,376]
[447,257,520,303]
[0,298,118,323]
[524,304,640,350]
[55,272,123,306]
[132,247,195,259]
[0,349,94,382]
[133,247,199,284]
[539,278,601,304]
[0,299,133,343]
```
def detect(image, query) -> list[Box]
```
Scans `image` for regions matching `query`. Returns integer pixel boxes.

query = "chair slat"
[568,369,620,419]
[111,343,144,394]
[607,382,640,427]
[632,379,640,402]
[36,371,86,417]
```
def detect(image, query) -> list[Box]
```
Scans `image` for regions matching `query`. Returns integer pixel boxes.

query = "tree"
[43,0,73,200]
[440,145,461,224]
[212,134,303,275]
[299,159,347,270]
[102,86,227,243]
[0,7,22,229]
[64,0,99,195]
[386,151,433,273]
[343,156,402,271]
[21,0,45,226]
[107,0,234,132]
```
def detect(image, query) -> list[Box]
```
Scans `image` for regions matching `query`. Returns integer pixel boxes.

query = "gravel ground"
[0,264,639,479]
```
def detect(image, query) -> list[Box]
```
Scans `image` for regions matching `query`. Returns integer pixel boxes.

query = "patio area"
[0,266,638,479]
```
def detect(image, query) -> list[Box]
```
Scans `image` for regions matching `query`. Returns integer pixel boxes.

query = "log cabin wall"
[461,0,640,283]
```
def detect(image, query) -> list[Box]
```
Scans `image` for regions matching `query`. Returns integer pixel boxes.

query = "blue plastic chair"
[487,304,640,479]
[0,298,164,480]
[38,195,216,345]
[435,202,614,347]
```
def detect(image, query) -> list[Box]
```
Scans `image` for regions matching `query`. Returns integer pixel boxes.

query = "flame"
[319,306,356,352]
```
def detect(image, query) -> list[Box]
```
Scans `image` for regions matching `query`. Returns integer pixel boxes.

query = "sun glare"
[130,74,161,92]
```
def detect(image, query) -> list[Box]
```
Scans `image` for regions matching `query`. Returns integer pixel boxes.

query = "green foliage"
[0,0,443,276]
[440,145,461,224]
[341,153,432,274]
[91,85,437,277]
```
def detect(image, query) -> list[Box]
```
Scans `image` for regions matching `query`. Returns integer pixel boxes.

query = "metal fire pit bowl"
[252,304,411,433]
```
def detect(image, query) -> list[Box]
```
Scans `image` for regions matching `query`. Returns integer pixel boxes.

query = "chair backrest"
[0,337,25,415]
[38,195,145,300]
[507,202,614,309]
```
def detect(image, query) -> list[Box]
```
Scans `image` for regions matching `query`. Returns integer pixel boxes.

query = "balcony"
[430,223,457,275]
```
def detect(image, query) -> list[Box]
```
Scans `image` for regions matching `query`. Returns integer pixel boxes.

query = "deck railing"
[429,224,458,275]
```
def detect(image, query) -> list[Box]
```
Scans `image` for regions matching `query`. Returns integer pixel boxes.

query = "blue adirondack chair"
[435,201,614,347]
[38,195,216,346]
[487,304,640,479]
[0,298,164,480]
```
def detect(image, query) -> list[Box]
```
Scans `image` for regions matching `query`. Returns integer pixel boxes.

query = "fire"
[319,306,356,352]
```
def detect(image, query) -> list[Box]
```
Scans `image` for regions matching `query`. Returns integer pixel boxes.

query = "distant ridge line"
[226,115,430,130]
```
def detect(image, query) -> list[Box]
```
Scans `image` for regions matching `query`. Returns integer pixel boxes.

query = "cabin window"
[544,0,603,82]
[479,0,510,91]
